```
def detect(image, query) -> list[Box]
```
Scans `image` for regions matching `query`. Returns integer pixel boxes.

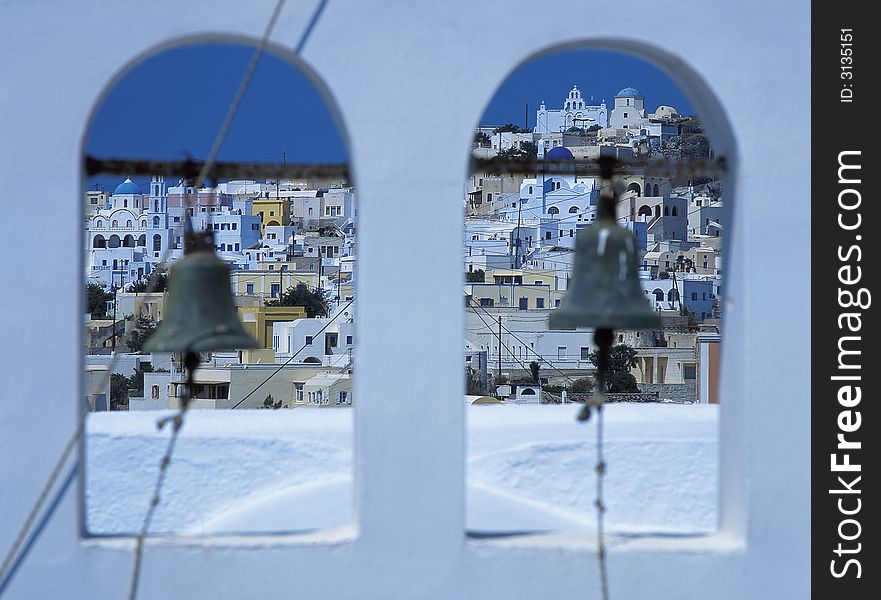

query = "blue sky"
[86,44,346,191]
[87,45,692,191]
[480,48,694,128]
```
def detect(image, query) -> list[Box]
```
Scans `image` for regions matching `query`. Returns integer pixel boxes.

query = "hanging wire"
[126,2,291,598]
[0,400,89,591]
[127,351,199,600]
[595,391,610,600]
[0,462,79,597]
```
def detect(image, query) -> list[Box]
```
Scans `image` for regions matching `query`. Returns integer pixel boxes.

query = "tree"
[266,282,329,317]
[497,141,537,160]
[529,361,541,384]
[127,315,160,353]
[465,366,485,396]
[86,283,113,319]
[588,343,640,393]
[261,394,282,409]
[128,273,167,293]
[110,373,129,411]
[465,269,485,283]
[127,364,153,397]
[492,123,524,134]
[473,131,491,147]
[569,377,594,394]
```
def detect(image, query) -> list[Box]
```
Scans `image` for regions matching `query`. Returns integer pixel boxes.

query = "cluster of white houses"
[464,84,723,404]
[84,83,722,410]
[84,174,359,411]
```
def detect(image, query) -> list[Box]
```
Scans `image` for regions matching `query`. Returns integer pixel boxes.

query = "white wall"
[0,1,809,598]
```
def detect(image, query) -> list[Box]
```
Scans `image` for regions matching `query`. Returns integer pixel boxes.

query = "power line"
[466,299,537,376]
[467,299,582,387]
[230,298,355,409]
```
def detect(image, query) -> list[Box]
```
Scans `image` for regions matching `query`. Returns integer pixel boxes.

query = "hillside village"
[83,84,722,411]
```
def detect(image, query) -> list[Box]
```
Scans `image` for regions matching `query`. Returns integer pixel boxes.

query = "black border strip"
[812,5,877,596]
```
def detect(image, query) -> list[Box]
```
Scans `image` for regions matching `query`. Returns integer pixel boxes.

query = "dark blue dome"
[113,178,140,195]
[546,146,574,160]
[616,87,642,98]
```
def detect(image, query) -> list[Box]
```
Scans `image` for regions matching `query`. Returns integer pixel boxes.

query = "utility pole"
[671,266,680,312]
[111,269,118,353]
[317,245,323,282]
[497,316,503,383]
[515,190,524,268]
[279,263,285,300]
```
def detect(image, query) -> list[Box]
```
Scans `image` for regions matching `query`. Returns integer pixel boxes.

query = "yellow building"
[237,304,307,349]
[252,195,290,235]
[231,270,319,301]
[484,268,557,288]
[464,282,560,311]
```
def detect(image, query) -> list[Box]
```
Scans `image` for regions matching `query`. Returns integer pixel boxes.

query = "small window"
[536,297,545,309]
[305,336,313,346]
[580,347,590,360]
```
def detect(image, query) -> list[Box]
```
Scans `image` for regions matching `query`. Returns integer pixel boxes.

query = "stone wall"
[640,382,697,404]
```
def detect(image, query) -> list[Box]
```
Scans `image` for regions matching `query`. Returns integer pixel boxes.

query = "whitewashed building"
[534,85,608,133]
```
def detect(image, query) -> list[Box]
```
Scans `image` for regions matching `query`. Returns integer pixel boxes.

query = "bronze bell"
[549,221,660,331]
[144,235,259,353]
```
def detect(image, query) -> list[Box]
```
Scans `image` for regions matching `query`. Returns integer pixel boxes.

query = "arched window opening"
[82,40,355,538]
[465,46,729,538]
